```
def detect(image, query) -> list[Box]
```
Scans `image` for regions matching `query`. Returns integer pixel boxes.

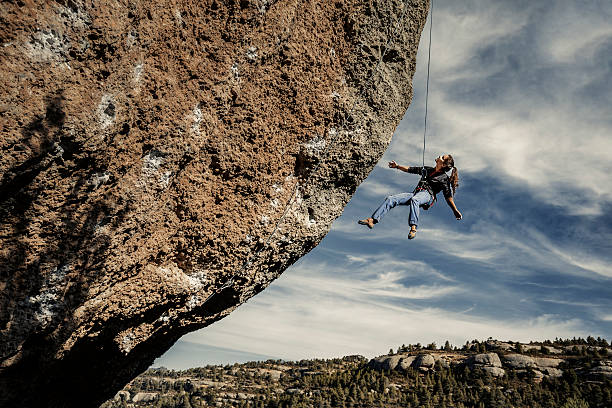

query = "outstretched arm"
[445,196,462,220]
[388,160,413,173]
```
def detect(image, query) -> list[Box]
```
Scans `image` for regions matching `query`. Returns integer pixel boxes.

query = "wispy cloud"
[430,1,530,79]
[527,228,612,279]
[334,213,593,279]
[181,264,590,361]
[540,299,603,308]
[393,0,612,216]
[538,2,612,64]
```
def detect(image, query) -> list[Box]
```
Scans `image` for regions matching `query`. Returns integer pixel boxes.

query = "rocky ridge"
[369,340,612,382]
[98,338,612,408]
[0,1,429,407]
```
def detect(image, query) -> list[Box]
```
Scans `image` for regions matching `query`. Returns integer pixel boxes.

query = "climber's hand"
[388,160,398,169]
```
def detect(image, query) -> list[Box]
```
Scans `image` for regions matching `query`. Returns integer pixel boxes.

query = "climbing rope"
[421,0,434,173]
[202,0,422,307]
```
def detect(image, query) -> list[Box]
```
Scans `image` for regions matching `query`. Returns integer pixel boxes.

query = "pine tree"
[560,397,589,408]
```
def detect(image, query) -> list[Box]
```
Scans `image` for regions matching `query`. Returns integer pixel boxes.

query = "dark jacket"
[408,166,453,200]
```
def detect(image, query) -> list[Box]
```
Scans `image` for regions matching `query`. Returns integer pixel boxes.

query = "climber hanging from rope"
[356,0,457,240]
[358,154,462,239]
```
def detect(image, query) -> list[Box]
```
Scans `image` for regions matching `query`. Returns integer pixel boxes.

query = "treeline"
[102,353,611,408]
[260,364,610,408]
[392,337,611,355]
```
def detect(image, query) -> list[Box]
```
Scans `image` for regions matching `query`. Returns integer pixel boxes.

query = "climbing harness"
[202,0,427,307]
[413,176,436,210]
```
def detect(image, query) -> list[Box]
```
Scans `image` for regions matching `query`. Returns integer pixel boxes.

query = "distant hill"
[101,337,611,408]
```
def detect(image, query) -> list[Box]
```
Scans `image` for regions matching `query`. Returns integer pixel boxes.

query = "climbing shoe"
[358,219,374,229]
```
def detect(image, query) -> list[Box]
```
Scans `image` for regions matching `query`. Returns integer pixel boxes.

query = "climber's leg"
[407,190,431,227]
[371,192,414,224]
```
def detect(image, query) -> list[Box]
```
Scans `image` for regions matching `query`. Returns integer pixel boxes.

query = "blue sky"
[154,0,612,369]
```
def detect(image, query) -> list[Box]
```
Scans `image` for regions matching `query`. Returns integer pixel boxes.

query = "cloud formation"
[389,0,612,215]
[176,250,590,361]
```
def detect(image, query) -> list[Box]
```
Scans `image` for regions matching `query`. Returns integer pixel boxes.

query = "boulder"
[503,354,537,368]
[266,370,282,381]
[286,388,303,395]
[534,357,564,368]
[398,356,417,370]
[482,367,505,377]
[381,355,402,371]
[132,392,158,403]
[0,1,429,407]
[257,369,282,381]
[541,367,563,378]
[589,365,612,379]
[414,354,435,369]
[433,355,450,369]
[469,353,502,368]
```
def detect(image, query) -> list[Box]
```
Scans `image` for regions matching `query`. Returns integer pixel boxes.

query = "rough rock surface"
[414,353,435,369]
[503,354,538,369]
[482,366,506,377]
[381,355,402,371]
[504,354,565,372]
[368,353,442,371]
[432,354,451,368]
[589,362,612,379]
[533,357,564,368]
[368,344,612,382]
[467,353,505,377]
[541,367,563,378]
[469,353,502,368]
[0,0,429,407]
[368,350,572,380]
[398,355,417,370]
[132,392,158,403]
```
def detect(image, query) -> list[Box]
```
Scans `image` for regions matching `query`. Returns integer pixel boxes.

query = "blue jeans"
[371,191,432,227]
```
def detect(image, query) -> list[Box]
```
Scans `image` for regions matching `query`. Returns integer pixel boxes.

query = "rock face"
[369,353,450,372]
[398,355,417,370]
[503,354,538,369]
[369,350,571,380]
[0,0,429,407]
[467,353,505,377]
[469,353,502,368]
[589,361,612,379]
[533,357,563,368]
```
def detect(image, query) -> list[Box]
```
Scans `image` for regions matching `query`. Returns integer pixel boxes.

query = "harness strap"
[413,178,436,210]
